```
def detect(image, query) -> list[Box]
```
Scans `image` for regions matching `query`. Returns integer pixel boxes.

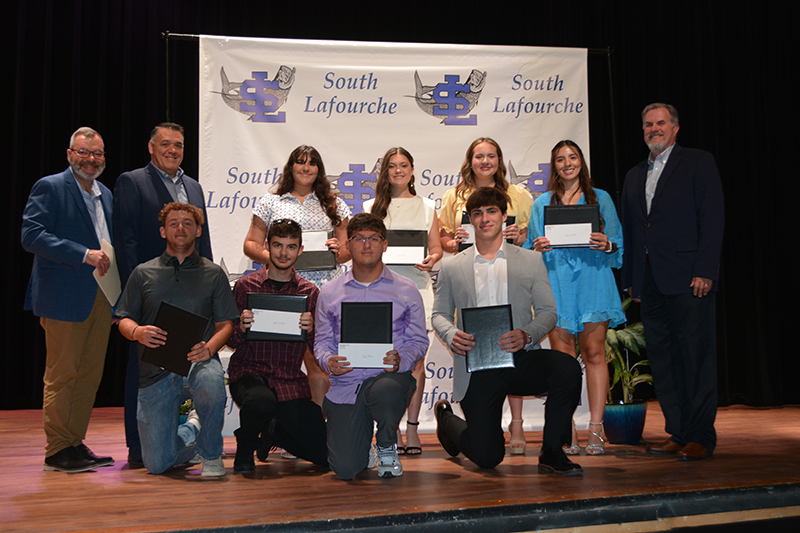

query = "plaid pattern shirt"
[228,267,320,402]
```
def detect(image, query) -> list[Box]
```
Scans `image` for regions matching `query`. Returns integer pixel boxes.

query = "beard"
[71,159,105,181]
[646,133,667,154]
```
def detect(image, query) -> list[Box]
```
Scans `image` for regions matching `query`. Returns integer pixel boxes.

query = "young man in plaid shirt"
[228,219,328,474]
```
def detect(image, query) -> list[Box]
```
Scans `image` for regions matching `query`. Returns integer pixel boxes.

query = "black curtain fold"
[2,0,793,409]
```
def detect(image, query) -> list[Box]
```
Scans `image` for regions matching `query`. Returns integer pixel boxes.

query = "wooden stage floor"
[2,403,800,533]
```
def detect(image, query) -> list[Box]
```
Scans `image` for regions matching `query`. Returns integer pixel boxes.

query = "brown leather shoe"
[646,439,683,455]
[676,443,711,461]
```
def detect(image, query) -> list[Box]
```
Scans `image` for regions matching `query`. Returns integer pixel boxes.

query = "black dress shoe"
[256,419,277,463]
[76,443,114,467]
[434,399,460,457]
[44,446,98,473]
[127,448,144,469]
[234,448,256,473]
[538,449,583,476]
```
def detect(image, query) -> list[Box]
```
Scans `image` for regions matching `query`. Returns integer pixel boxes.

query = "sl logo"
[215,66,296,123]
[412,70,486,125]
[329,160,382,215]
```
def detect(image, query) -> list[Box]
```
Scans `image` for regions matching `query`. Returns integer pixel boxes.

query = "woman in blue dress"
[523,140,625,455]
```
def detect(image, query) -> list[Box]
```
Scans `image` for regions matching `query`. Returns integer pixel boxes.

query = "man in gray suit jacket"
[113,122,213,466]
[432,187,582,475]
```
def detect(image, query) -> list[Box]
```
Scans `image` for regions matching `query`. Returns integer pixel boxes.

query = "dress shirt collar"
[647,142,676,170]
[74,175,103,198]
[342,264,396,288]
[280,190,318,202]
[152,164,185,182]
[471,240,508,263]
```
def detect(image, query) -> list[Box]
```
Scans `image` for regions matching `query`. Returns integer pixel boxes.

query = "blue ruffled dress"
[523,188,625,334]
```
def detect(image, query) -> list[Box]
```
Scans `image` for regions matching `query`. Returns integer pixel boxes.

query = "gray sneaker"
[201,456,226,477]
[377,444,403,478]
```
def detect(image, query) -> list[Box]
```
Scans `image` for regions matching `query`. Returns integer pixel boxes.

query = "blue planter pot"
[179,414,188,425]
[603,402,648,445]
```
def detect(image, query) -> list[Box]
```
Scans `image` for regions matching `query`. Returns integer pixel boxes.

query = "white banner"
[200,36,590,432]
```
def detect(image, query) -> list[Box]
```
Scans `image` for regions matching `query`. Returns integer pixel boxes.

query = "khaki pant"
[41,288,111,457]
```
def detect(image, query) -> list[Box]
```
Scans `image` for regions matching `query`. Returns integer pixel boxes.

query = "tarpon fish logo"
[412,70,486,125]
[216,66,296,123]
[507,161,550,199]
[328,161,379,215]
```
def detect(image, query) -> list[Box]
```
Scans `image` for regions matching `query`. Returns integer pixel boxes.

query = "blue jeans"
[137,355,225,474]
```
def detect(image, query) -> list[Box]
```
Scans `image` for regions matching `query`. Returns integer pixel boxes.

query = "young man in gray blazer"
[432,187,583,476]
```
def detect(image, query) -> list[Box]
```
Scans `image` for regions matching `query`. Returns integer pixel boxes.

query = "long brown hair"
[370,147,416,220]
[277,145,342,225]
[548,140,603,228]
[455,137,510,206]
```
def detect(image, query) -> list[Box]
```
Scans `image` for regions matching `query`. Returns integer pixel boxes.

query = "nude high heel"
[508,419,527,455]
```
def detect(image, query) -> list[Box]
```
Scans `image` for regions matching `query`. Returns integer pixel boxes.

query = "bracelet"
[132,326,139,339]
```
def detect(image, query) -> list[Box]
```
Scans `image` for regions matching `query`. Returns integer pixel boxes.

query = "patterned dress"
[253,191,351,288]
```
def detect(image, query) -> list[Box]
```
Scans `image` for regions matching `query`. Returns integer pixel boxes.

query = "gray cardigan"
[432,242,557,402]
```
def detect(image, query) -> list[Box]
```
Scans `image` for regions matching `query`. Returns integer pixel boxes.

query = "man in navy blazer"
[113,122,213,465]
[621,103,724,461]
[22,127,116,473]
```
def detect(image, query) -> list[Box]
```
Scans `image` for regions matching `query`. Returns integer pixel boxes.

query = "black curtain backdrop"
[2,1,792,409]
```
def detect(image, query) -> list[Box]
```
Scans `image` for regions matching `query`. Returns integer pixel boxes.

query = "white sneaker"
[201,456,226,477]
[367,443,378,469]
[377,444,403,478]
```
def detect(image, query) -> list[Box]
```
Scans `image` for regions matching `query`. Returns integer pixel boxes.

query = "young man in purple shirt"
[314,213,429,479]
[228,219,327,474]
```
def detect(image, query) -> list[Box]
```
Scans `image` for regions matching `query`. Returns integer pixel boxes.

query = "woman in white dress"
[363,147,442,455]
[242,145,351,411]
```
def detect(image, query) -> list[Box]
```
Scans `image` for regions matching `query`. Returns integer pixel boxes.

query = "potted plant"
[603,297,652,444]
[179,399,193,425]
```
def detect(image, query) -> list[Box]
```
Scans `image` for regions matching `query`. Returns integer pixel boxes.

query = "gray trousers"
[323,372,415,480]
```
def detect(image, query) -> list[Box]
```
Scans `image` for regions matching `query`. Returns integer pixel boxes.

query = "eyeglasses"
[348,234,384,245]
[272,219,301,229]
[70,148,106,159]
